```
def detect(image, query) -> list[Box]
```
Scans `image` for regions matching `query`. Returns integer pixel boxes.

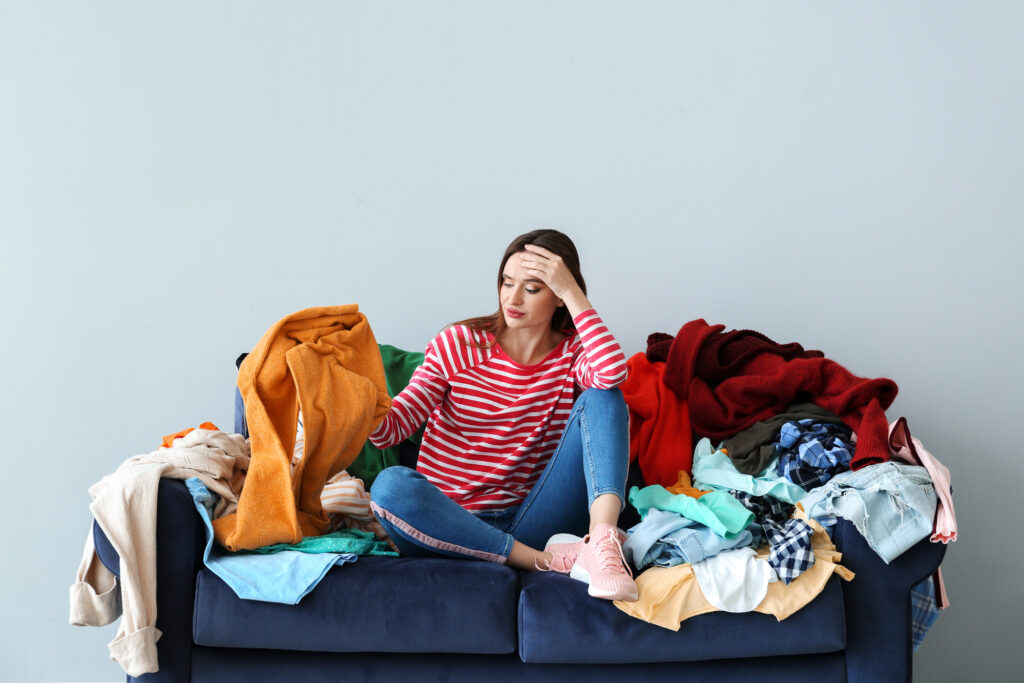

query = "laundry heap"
[70,305,419,676]
[617,319,956,648]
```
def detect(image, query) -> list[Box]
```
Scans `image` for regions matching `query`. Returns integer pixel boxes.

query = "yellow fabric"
[614,506,854,630]
[213,305,390,551]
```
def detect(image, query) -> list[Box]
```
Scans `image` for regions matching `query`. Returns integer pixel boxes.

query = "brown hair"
[451,229,587,347]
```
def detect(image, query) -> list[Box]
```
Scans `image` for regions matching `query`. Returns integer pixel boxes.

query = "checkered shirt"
[911,576,942,652]
[775,419,855,490]
[729,490,794,527]
[762,517,815,584]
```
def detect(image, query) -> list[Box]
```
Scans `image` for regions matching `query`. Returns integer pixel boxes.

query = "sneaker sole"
[569,564,639,602]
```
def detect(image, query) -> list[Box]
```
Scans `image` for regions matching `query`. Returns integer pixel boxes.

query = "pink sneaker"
[569,524,638,601]
[539,528,629,573]
[539,533,585,573]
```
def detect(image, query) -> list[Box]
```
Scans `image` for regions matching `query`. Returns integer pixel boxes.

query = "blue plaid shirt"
[762,518,815,584]
[775,419,854,490]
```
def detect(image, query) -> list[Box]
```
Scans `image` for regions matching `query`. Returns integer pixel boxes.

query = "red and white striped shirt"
[369,309,627,511]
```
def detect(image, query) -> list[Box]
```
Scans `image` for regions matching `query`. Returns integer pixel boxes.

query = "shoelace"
[593,528,634,578]
[536,554,563,571]
[536,544,578,572]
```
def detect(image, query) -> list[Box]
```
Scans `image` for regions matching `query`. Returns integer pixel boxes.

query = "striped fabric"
[292,418,389,539]
[369,309,627,511]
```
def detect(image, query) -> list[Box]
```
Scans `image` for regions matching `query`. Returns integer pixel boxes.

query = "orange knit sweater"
[213,305,390,551]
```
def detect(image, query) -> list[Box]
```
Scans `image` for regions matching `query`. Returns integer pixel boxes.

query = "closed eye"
[503,281,541,294]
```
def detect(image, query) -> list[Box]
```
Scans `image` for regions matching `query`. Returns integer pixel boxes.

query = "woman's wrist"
[561,286,592,318]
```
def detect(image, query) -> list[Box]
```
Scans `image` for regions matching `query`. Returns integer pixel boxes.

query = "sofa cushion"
[518,571,846,663]
[193,556,519,654]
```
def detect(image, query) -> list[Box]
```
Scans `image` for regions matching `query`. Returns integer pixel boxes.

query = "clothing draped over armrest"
[69,428,249,677]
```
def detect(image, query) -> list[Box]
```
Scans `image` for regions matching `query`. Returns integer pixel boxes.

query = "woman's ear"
[556,300,564,307]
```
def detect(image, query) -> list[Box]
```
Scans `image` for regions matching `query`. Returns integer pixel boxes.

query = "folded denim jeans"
[801,461,936,563]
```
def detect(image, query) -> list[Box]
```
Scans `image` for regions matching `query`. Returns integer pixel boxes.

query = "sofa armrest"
[93,478,205,683]
[833,518,946,683]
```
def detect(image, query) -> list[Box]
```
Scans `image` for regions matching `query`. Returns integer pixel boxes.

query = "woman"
[369,229,636,601]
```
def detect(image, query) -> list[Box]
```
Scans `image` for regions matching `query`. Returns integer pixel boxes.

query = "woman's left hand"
[520,244,581,300]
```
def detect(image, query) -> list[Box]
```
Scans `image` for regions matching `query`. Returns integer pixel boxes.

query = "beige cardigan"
[69,429,249,677]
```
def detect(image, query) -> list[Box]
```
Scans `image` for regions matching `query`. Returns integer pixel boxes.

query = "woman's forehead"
[502,253,540,281]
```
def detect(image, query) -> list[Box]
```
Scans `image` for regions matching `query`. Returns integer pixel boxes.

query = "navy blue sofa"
[92,470,945,682]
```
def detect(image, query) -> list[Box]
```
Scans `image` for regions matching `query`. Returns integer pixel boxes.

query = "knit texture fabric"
[660,319,897,471]
[620,352,694,487]
[213,305,390,551]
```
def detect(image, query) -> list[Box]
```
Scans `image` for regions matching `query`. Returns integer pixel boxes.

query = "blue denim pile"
[800,461,937,563]
[622,508,754,571]
[626,429,943,643]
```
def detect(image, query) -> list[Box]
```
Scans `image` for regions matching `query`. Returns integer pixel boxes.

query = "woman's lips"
[506,308,524,319]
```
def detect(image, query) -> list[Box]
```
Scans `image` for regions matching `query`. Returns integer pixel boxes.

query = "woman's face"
[499,252,560,332]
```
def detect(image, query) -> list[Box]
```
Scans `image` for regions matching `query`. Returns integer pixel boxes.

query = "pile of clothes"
[70,305,415,677]
[618,319,956,646]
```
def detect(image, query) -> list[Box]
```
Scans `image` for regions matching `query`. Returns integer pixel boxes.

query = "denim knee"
[369,465,419,510]
[575,387,627,417]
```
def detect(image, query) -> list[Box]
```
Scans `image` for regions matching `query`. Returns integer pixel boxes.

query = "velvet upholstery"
[193,557,518,654]
[93,519,119,577]
[834,517,946,682]
[518,570,846,663]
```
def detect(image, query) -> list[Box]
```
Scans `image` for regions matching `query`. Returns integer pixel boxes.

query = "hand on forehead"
[505,252,535,275]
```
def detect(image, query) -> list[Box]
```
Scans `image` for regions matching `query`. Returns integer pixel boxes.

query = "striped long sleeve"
[368,328,462,449]
[571,308,628,389]
[370,309,626,511]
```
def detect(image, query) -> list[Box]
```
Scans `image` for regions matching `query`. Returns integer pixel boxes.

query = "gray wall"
[2,2,1019,681]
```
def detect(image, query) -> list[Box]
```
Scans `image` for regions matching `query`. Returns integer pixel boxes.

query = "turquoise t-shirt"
[628,484,753,539]
[250,528,398,557]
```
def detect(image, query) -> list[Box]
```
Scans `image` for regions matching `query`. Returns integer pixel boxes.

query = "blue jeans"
[369,388,629,562]
[801,461,937,563]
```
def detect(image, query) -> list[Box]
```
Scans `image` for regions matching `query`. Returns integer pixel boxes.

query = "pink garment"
[935,568,950,609]
[888,418,957,544]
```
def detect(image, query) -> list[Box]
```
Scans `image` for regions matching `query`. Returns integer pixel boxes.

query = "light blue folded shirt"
[185,478,357,605]
[623,508,754,570]
[691,437,807,504]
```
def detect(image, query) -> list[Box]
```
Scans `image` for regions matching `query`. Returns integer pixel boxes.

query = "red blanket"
[662,319,898,470]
